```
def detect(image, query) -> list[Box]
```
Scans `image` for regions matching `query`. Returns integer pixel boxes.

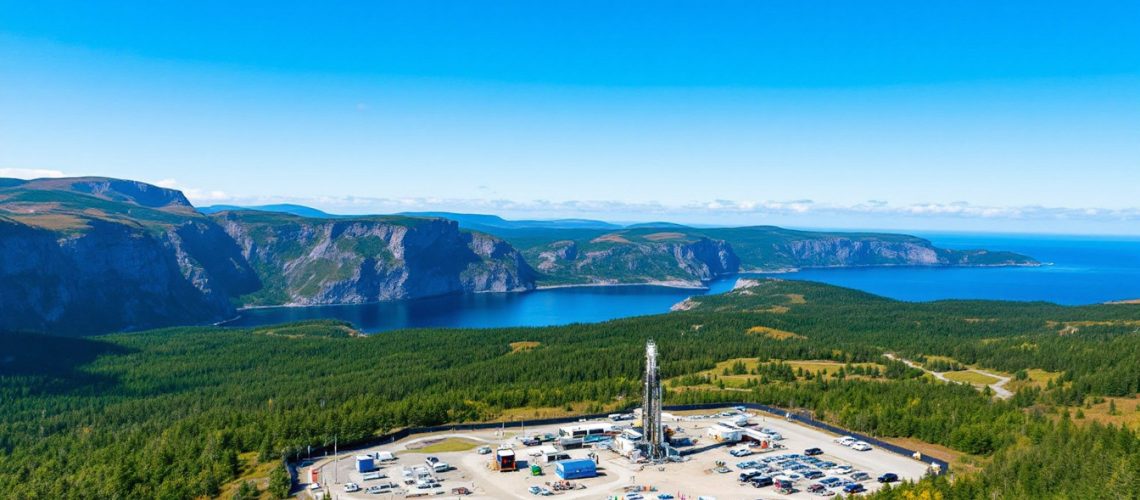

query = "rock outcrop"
[0,216,259,334]
[213,211,535,306]
[0,177,535,334]
[530,234,740,285]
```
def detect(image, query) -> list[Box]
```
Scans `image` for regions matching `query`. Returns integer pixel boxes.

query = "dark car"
[739,470,762,482]
[750,476,774,488]
[775,479,795,494]
[878,472,899,483]
[803,469,824,480]
[807,483,826,493]
[804,447,824,456]
[843,483,866,494]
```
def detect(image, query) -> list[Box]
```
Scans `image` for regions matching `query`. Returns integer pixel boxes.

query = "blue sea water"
[224,233,1140,333]
[753,233,1140,305]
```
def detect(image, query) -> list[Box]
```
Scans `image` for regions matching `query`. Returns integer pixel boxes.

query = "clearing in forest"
[747,325,804,340]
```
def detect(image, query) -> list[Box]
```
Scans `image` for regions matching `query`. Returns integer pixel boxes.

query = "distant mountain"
[0,176,1038,334]
[0,179,534,335]
[399,211,622,233]
[515,225,1039,286]
[198,203,338,218]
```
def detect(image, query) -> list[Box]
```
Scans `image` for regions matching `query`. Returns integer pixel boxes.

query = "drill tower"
[641,339,666,461]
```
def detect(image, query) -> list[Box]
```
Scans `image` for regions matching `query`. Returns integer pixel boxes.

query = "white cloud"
[0,168,68,179]
[208,193,1139,224]
[148,178,231,203]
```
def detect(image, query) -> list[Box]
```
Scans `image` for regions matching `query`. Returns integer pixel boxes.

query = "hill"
[0,179,535,334]
[0,176,1036,333]
[198,203,338,218]
[1,280,1136,498]
[514,225,1037,286]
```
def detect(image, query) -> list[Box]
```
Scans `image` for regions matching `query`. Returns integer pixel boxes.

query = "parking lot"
[302,409,932,499]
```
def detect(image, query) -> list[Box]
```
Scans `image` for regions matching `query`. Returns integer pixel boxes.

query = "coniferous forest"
[2,280,1138,498]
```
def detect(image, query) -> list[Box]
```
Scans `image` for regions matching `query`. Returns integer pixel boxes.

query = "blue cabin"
[555,458,597,480]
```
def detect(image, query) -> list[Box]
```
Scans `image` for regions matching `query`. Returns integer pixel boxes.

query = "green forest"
[2,280,1138,498]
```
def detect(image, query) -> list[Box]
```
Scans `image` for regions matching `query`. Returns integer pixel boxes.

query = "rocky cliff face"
[0,177,535,334]
[776,236,1031,268]
[0,217,258,334]
[213,212,535,306]
[530,234,740,285]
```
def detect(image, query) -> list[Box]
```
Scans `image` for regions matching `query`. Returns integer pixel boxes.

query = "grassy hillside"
[1,281,1137,498]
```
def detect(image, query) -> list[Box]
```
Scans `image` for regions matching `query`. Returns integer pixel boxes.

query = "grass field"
[746,325,804,340]
[509,341,541,353]
[665,358,886,391]
[217,452,276,499]
[405,437,481,454]
[1071,397,1140,429]
[943,370,1000,385]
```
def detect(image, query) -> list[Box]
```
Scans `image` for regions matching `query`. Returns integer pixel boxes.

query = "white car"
[344,482,361,493]
[834,436,857,446]
[833,465,854,474]
[851,441,872,451]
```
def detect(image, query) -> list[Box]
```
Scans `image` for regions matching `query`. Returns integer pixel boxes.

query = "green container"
[530,464,542,476]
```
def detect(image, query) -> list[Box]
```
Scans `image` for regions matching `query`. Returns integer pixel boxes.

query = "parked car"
[833,465,854,475]
[730,448,753,457]
[878,472,899,483]
[367,483,398,494]
[851,471,871,482]
[843,483,866,494]
[529,486,542,495]
[803,469,824,480]
[624,493,644,500]
[807,483,826,494]
[736,460,758,469]
[819,477,842,488]
[775,479,795,494]
[804,447,823,456]
[656,495,675,500]
[750,476,774,488]
[818,461,837,469]
[344,483,361,493]
[851,441,872,452]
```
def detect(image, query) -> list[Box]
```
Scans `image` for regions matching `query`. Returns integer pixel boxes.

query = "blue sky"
[1,1,1138,234]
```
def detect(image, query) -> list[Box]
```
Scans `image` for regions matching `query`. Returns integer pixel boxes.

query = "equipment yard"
[302,408,932,499]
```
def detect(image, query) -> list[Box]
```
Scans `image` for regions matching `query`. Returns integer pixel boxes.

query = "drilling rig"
[640,339,666,461]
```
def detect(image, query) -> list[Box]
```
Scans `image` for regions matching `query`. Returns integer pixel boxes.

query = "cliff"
[699,226,1038,270]
[0,177,534,334]
[0,178,258,334]
[212,211,535,306]
[519,226,1036,285]
[527,230,740,286]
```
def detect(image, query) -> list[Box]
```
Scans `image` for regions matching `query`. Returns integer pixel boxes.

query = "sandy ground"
[303,410,933,500]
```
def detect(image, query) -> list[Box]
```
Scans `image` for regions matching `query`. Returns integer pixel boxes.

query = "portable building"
[356,455,376,473]
[494,448,517,471]
[555,458,597,480]
[707,424,742,442]
[557,423,615,438]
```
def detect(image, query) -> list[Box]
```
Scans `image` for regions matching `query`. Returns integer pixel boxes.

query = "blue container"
[356,455,376,473]
[555,458,597,480]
